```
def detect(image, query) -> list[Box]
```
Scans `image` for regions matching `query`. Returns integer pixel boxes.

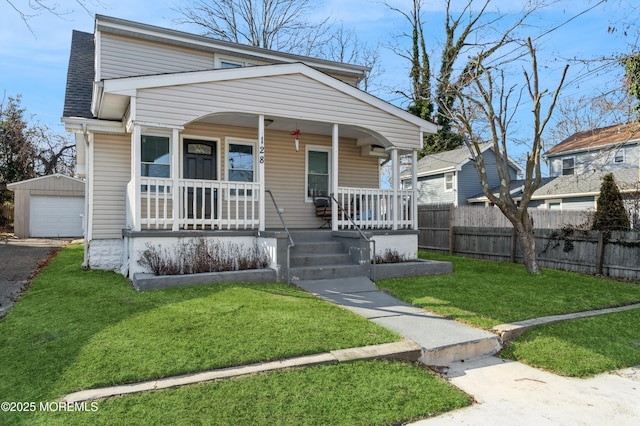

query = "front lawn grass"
[1,245,470,425]
[378,252,640,330]
[32,360,471,426]
[500,308,640,377]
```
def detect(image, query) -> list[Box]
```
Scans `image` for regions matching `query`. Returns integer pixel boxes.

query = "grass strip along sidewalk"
[0,245,469,425]
[380,252,640,377]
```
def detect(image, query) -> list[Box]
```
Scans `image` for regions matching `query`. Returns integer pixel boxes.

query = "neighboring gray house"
[403,144,523,206]
[531,123,640,216]
[546,123,640,177]
[470,124,640,213]
[527,168,639,211]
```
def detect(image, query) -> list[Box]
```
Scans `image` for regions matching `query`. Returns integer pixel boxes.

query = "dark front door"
[183,139,218,219]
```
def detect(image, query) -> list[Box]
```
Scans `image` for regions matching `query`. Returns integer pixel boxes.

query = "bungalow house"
[62,15,438,281]
[402,144,524,206]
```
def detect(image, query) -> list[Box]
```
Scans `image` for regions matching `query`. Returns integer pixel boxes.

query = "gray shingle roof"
[467,177,557,202]
[63,30,95,119]
[400,144,491,180]
[533,168,639,197]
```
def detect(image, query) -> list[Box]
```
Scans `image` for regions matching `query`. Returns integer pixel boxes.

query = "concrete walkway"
[413,356,640,426]
[295,276,501,365]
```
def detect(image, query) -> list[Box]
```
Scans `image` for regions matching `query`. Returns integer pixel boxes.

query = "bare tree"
[387,0,554,155]
[174,0,381,91]
[5,0,99,33]
[1,95,76,203]
[320,22,383,93]
[173,0,332,53]
[455,38,568,274]
[548,92,634,145]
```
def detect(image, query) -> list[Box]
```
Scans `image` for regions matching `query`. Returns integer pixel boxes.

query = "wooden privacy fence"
[418,204,640,280]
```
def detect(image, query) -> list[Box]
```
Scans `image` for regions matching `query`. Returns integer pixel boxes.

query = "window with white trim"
[444,172,454,192]
[548,201,561,210]
[141,134,170,192]
[226,140,256,197]
[306,148,330,200]
[562,157,575,175]
[614,149,625,163]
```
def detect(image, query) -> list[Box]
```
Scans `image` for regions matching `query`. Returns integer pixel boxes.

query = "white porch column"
[258,115,266,231]
[391,148,399,230]
[131,124,142,231]
[171,128,180,231]
[331,124,339,231]
[411,149,418,230]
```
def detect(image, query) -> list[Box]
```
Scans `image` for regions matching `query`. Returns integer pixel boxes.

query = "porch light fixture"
[291,129,301,152]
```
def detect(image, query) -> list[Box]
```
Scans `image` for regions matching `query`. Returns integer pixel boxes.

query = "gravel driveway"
[0,238,70,318]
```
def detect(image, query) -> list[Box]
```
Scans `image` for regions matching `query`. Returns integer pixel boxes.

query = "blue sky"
[0,0,635,149]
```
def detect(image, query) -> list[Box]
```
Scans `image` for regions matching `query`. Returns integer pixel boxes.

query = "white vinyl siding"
[183,122,378,229]
[99,33,214,79]
[135,74,422,150]
[92,133,131,239]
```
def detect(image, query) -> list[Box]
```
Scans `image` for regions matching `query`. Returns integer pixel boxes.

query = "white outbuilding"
[7,174,85,238]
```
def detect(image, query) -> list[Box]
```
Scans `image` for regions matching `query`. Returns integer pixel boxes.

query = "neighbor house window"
[548,201,561,210]
[444,172,454,192]
[307,148,330,200]
[615,149,625,163]
[141,135,170,192]
[220,60,243,69]
[562,158,575,175]
[227,141,255,197]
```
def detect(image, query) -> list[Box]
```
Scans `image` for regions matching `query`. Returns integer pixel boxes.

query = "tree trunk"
[514,219,541,274]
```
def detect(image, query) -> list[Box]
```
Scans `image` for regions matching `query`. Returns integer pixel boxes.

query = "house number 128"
[259,140,265,163]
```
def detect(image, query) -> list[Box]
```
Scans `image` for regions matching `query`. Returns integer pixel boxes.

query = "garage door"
[30,195,84,237]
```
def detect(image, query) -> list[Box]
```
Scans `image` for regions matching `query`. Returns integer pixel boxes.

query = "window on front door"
[307,149,330,200]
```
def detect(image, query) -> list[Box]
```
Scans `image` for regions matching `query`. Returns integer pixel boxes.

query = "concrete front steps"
[289,230,365,281]
[295,276,502,367]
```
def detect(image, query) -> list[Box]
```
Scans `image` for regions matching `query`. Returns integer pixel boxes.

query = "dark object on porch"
[314,195,332,228]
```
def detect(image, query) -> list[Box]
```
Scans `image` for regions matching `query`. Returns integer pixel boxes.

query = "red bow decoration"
[291,129,301,152]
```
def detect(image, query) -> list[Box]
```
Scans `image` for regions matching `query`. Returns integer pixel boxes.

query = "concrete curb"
[493,302,640,342]
[62,340,422,403]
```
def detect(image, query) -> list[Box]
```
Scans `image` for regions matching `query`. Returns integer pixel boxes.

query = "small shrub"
[138,238,269,276]
[375,249,407,264]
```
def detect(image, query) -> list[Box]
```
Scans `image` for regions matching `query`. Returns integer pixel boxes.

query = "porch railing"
[335,186,414,230]
[138,177,260,230]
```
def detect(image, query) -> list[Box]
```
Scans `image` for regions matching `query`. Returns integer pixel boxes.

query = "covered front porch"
[125,114,420,233]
